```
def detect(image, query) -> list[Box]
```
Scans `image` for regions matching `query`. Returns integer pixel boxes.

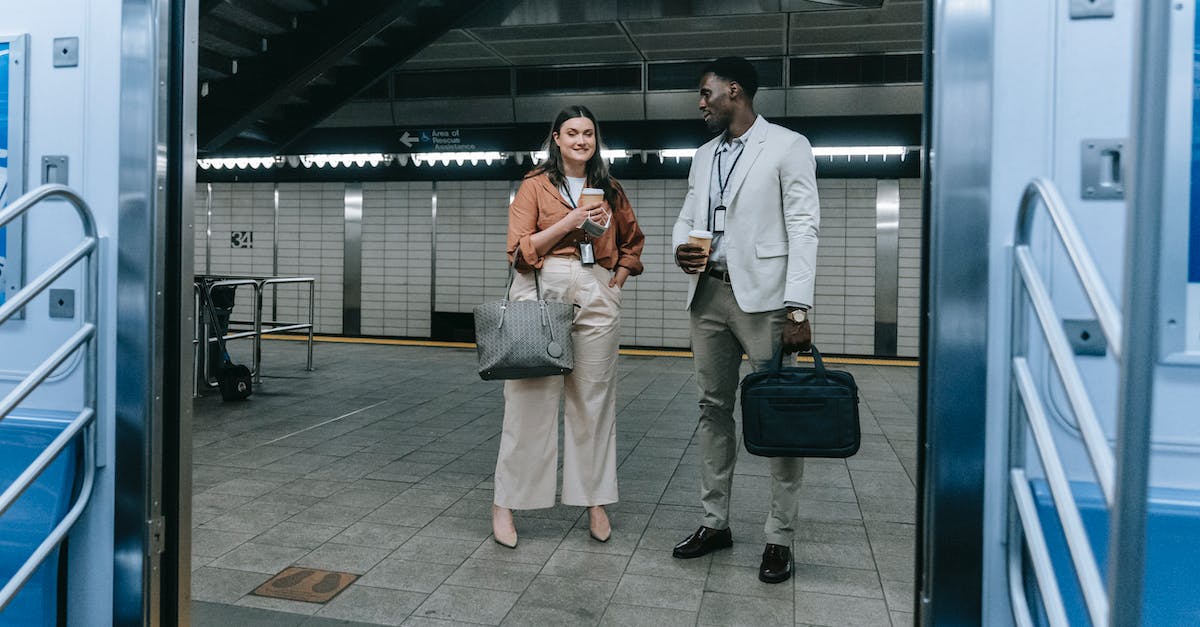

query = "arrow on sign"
[399,131,416,148]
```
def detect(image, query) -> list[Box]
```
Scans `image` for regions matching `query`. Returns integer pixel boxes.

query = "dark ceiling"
[197,0,922,156]
[197,0,521,154]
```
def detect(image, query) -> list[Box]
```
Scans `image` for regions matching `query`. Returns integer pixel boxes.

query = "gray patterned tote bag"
[474,261,574,380]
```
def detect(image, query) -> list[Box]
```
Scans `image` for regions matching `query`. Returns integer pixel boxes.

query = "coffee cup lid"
[581,187,604,195]
[688,229,713,239]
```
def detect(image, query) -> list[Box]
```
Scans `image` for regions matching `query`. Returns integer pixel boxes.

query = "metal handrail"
[1007,178,1121,626]
[1014,179,1118,504]
[259,276,316,377]
[1015,179,1122,358]
[1008,468,1069,627]
[0,413,94,607]
[1013,359,1107,625]
[1014,246,1116,504]
[194,275,315,391]
[0,407,92,518]
[0,184,99,613]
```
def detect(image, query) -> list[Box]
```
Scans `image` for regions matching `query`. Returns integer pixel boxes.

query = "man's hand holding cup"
[676,230,712,274]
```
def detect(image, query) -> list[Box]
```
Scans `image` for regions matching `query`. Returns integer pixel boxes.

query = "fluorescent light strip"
[811,146,909,158]
[531,149,629,163]
[661,149,698,159]
[197,156,276,170]
[812,146,918,162]
[411,151,505,166]
[198,146,919,170]
[299,153,390,168]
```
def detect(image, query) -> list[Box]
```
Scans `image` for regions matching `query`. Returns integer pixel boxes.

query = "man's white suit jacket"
[671,116,820,313]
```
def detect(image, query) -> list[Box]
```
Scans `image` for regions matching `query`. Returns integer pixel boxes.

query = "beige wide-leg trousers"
[690,274,805,546]
[493,256,622,510]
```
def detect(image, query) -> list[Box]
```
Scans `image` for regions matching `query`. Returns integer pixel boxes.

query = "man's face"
[698,73,735,133]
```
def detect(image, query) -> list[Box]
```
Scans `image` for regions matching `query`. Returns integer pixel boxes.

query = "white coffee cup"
[579,187,610,237]
[687,229,713,255]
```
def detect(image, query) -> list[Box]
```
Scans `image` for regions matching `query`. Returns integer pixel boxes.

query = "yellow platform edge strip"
[262,334,919,367]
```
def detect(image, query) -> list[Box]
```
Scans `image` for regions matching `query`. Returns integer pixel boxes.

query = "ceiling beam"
[273,0,524,152]
[199,0,424,152]
[206,0,295,34]
[200,15,267,57]
[198,48,234,78]
[199,0,222,17]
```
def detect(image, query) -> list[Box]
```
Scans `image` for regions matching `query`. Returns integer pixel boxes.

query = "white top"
[560,176,585,206]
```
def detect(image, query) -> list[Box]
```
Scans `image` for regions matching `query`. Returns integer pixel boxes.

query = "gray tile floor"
[191,340,918,627]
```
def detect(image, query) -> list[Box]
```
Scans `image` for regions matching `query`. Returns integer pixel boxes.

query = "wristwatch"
[786,308,807,323]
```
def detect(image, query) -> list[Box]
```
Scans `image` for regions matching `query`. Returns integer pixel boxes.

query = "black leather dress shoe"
[759,543,793,583]
[672,526,733,559]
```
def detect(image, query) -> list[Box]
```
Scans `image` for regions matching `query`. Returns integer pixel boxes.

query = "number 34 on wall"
[231,231,254,249]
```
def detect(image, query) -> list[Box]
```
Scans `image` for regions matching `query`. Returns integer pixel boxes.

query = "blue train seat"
[1028,478,1200,626]
[0,410,80,627]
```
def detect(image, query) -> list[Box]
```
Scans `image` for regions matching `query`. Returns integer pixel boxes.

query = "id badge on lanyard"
[563,182,597,265]
[712,142,742,234]
[712,206,727,233]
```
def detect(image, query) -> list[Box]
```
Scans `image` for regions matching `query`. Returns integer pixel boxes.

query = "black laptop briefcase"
[740,345,861,458]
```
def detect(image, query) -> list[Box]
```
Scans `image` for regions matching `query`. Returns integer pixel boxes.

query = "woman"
[492,105,645,548]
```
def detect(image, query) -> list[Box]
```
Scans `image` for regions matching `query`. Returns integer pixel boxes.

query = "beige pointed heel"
[588,505,611,543]
[492,504,518,549]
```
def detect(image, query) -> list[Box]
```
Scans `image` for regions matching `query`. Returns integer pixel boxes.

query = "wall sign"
[1188,8,1200,355]
[230,231,253,249]
[398,127,519,152]
[1,35,28,309]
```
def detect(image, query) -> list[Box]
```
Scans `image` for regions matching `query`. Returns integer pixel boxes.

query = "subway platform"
[189,339,917,626]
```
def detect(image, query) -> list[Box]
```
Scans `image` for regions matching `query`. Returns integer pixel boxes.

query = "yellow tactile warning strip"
[252,567,357,603]
[262,334,920,367]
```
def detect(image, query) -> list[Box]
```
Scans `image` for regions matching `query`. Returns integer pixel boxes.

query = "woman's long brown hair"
[530,105,622,207]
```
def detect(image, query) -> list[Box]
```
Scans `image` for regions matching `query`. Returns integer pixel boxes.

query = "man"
[670,57,819,584]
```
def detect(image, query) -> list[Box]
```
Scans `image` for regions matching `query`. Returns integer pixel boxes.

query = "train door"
[0,1,194,625]
[923,1,1200,625]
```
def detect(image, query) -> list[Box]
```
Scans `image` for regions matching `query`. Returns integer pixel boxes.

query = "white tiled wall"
[845,180,880,355]
[278,183,345,334]
[813,180,849,353]
[196,182,344,335]
[362,182,434,337]
[194,182,274,328]
[432,181,513,315]
[898,179,923,357]
[619,180,692,348]
[195,177,923,356]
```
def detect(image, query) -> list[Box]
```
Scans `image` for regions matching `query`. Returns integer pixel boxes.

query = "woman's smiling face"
[553,116,596,167]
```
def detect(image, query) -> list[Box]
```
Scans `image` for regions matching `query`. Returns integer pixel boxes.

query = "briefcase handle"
[768,344,828,381]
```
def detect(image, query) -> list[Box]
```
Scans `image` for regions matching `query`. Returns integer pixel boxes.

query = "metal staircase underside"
[198,0,509,154]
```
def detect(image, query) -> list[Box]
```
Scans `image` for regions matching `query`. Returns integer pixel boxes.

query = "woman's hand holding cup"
[563,204,594,231]
[579,201,609,224]
[579,188,610,237]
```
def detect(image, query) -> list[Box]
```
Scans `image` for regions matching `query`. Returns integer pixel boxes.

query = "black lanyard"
[713,140,745,204]
[561,179,586,209]
[710,139,744,233]
[561,182,595,253]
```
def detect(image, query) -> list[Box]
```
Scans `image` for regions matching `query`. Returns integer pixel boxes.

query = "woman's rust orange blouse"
[507,172,645,275]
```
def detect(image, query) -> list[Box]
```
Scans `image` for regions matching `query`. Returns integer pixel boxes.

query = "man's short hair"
[702,56,759,99]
